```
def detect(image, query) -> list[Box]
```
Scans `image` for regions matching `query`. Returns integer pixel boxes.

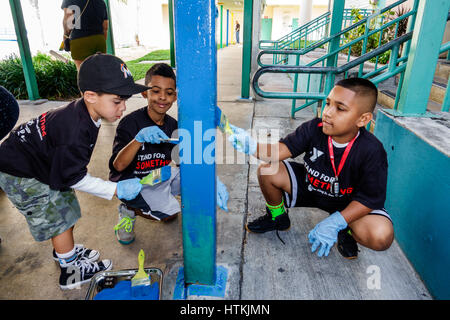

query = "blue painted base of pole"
[173,265,228,300]
[236,96,253,102]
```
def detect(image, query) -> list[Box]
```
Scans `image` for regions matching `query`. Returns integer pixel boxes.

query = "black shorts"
[282,160,392,223]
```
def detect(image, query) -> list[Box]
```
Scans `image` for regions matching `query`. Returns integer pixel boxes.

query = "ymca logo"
[120,64,132,79]
[310,147,324,162]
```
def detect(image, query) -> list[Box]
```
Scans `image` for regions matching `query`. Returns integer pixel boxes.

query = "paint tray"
[85,268,163,300]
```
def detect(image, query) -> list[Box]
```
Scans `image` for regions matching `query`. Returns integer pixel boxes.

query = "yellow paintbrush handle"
[138,249,145,274]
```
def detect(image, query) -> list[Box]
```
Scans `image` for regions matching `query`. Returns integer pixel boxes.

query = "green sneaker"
[114,204,136,245]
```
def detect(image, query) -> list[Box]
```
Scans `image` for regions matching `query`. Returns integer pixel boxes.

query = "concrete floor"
[0,45,432,300]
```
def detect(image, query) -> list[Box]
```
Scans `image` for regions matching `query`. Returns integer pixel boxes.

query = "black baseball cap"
[78,53,150,96]
[0,86,19,140]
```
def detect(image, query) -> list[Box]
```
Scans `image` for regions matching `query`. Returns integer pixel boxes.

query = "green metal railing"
[255,0,425,119]
[253,32,412,99]
[259,9,373,65]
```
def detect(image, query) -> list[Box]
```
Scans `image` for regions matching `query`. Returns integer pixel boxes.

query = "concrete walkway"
[0,45,432,300]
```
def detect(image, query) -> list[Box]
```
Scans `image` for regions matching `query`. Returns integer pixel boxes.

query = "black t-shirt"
[0,99,99,191]
[61,0,108,40]
[109,107,178,182]
[280,117,388,210]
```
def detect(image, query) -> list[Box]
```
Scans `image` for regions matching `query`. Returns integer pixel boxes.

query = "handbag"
[63,36,71,52]
[61,0,90,52]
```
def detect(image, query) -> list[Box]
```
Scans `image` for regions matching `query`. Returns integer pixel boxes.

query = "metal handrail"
[253,33,412,100]
[260,9,374,51]
[257,0,410,68]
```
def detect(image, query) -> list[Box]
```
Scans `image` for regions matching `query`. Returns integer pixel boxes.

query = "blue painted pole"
[226,9,229,47]
[174,0,217,286]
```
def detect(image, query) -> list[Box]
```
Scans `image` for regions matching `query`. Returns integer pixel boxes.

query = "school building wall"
[262,4,328,40]
[374,110,450,300]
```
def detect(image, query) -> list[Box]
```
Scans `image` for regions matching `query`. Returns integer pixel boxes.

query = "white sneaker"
[59,257,113,290]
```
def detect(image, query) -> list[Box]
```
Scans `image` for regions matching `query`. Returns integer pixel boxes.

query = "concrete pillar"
[397,0,450,114]
[299,0,312,26]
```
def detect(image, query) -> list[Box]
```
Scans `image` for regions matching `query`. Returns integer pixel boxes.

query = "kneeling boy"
[229,78,393,259]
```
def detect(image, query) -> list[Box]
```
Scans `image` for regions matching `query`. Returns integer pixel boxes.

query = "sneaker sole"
[245,224,291,233]
[337,246,358,260]
[115,231,135,245]
[342,256,358,260]
[59,262,113,290]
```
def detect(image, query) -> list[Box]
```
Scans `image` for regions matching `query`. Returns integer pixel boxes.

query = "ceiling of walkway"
[218,1,244,10]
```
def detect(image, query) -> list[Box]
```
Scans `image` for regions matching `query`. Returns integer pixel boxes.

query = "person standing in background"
[235,20,240,44]
[61,0,109,71]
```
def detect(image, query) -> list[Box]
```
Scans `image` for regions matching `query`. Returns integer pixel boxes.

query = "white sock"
[55,246,77,265]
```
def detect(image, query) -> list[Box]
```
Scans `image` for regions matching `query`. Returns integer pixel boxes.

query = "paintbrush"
[140,165,171,186]
[216,105,244,149]
[159,138,180,144]
[131,249,151,297]
[215,105,235,135]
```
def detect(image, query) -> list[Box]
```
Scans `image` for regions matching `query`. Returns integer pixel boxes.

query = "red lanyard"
[327,135,357,180]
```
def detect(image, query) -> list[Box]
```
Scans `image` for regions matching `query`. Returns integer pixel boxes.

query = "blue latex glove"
[135,126,169,144]
[227,124,257,155]
[116,178,142,200]
[308,211,348,257]
[216,177,229,212]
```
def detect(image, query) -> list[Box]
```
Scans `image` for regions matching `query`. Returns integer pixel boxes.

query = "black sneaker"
[52,244,100,263]
[245,208,290,233]
[337,228,359,259]
[59,257,113,290]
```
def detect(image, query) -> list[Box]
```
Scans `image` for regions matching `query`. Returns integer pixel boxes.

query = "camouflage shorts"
[0,172,81,242]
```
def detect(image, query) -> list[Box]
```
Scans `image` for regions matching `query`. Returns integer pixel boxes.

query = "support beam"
[104,0,115,55]
[168,0,176,68]
[396,0,450,115]
[9,0,40,101]
[226,9,229,47]
[220,5,223,49]
[299,0,312,26]
[323,0,345,103]
[174,0,217,286]
[241,0,253,99]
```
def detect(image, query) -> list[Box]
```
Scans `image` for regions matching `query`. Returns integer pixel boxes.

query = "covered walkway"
[0,45,431,300]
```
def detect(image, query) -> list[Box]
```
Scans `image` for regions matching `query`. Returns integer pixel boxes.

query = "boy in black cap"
[229,78,393,259]
[0,86,19,141]
[0,53,148,289]
[0,86,19,246]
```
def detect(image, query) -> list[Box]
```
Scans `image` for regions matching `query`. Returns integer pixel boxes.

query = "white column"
[299,0,312,26]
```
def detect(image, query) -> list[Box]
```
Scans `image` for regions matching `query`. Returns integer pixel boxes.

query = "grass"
[0,53,79,100]
[126,49,171,80]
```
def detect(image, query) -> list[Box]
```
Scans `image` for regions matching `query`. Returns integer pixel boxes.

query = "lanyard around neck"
[327,134,358,179]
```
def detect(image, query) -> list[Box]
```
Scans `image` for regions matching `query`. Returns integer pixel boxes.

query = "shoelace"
[74,257,100,275]
[276,230,285,245]
[114,216,135,233]
[75,245,88,257]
